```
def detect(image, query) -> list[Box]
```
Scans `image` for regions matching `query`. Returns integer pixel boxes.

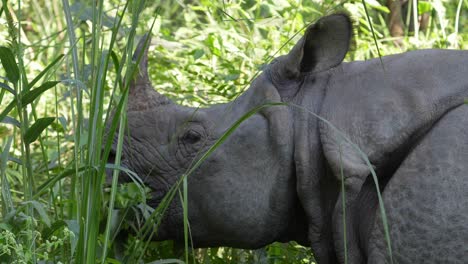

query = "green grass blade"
[101,65,129,264]
[183,177,189,264]
[412,0,419,42]
[21,81,61,106]
[61,0,83,225]
[454,0,463,39]
[1,136,14,217]
[0,82,16,95]
[361,0,385,71]
[33,165,87,199]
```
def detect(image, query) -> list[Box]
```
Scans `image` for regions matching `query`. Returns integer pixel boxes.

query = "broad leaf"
[0,47,19,84]
[24,117,55,144]
[21,81,60,106]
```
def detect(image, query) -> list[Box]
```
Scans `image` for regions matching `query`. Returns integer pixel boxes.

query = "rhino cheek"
[120,143,185,241]
[182,116,293,248]
[187,163,273,247]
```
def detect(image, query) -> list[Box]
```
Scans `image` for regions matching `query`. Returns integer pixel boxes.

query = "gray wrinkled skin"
[108,14,468,264]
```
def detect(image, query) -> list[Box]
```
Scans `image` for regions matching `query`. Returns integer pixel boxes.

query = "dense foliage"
[0,0,466,263]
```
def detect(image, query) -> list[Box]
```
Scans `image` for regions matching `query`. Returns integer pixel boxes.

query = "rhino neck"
[197,74,313,248]
[287,71,341,263]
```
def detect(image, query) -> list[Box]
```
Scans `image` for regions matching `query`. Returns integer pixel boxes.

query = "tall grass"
[0,0,466,263]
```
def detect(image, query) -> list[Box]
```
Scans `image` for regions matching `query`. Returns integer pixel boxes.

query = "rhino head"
[109,13,352,257]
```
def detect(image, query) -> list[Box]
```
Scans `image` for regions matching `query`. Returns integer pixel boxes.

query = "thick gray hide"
[110,14,468,264]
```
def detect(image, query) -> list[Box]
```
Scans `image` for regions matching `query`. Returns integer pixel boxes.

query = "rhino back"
[319,49,468,180]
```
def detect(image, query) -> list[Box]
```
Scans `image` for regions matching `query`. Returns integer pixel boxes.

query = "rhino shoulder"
[319,49,468,182]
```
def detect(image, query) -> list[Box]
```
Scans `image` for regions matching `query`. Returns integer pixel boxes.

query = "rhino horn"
[128,33,171,111]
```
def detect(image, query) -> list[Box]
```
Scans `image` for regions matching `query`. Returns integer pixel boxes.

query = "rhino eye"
[182,129,202,144]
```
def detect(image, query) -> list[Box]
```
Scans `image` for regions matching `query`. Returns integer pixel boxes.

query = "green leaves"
[0,47,62,149]
[0,81,60,125]
[24,117,55,144]
[0,46,19,84]
[22,81,60,106]
[418,1,433,14]
[0,47,62,125]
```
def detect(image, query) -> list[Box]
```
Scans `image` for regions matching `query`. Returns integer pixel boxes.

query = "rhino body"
[109,14,468,263]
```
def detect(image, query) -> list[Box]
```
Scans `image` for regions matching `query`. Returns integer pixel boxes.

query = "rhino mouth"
[105,150,185,242]
[105,150,131,185]
[105,150,120,184]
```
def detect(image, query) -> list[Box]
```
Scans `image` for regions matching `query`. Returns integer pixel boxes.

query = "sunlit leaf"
[418,1,433,14]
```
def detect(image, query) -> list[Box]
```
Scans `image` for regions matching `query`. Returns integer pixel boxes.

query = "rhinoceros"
[108,14,468,264]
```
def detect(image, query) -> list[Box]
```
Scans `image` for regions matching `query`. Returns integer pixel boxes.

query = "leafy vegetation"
[0,0,466,263]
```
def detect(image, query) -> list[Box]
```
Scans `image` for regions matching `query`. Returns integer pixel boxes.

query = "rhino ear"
[283,14,352,75]
[128,34,171,111]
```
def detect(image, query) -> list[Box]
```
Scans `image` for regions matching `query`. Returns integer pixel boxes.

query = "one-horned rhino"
[108,14,468,264]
